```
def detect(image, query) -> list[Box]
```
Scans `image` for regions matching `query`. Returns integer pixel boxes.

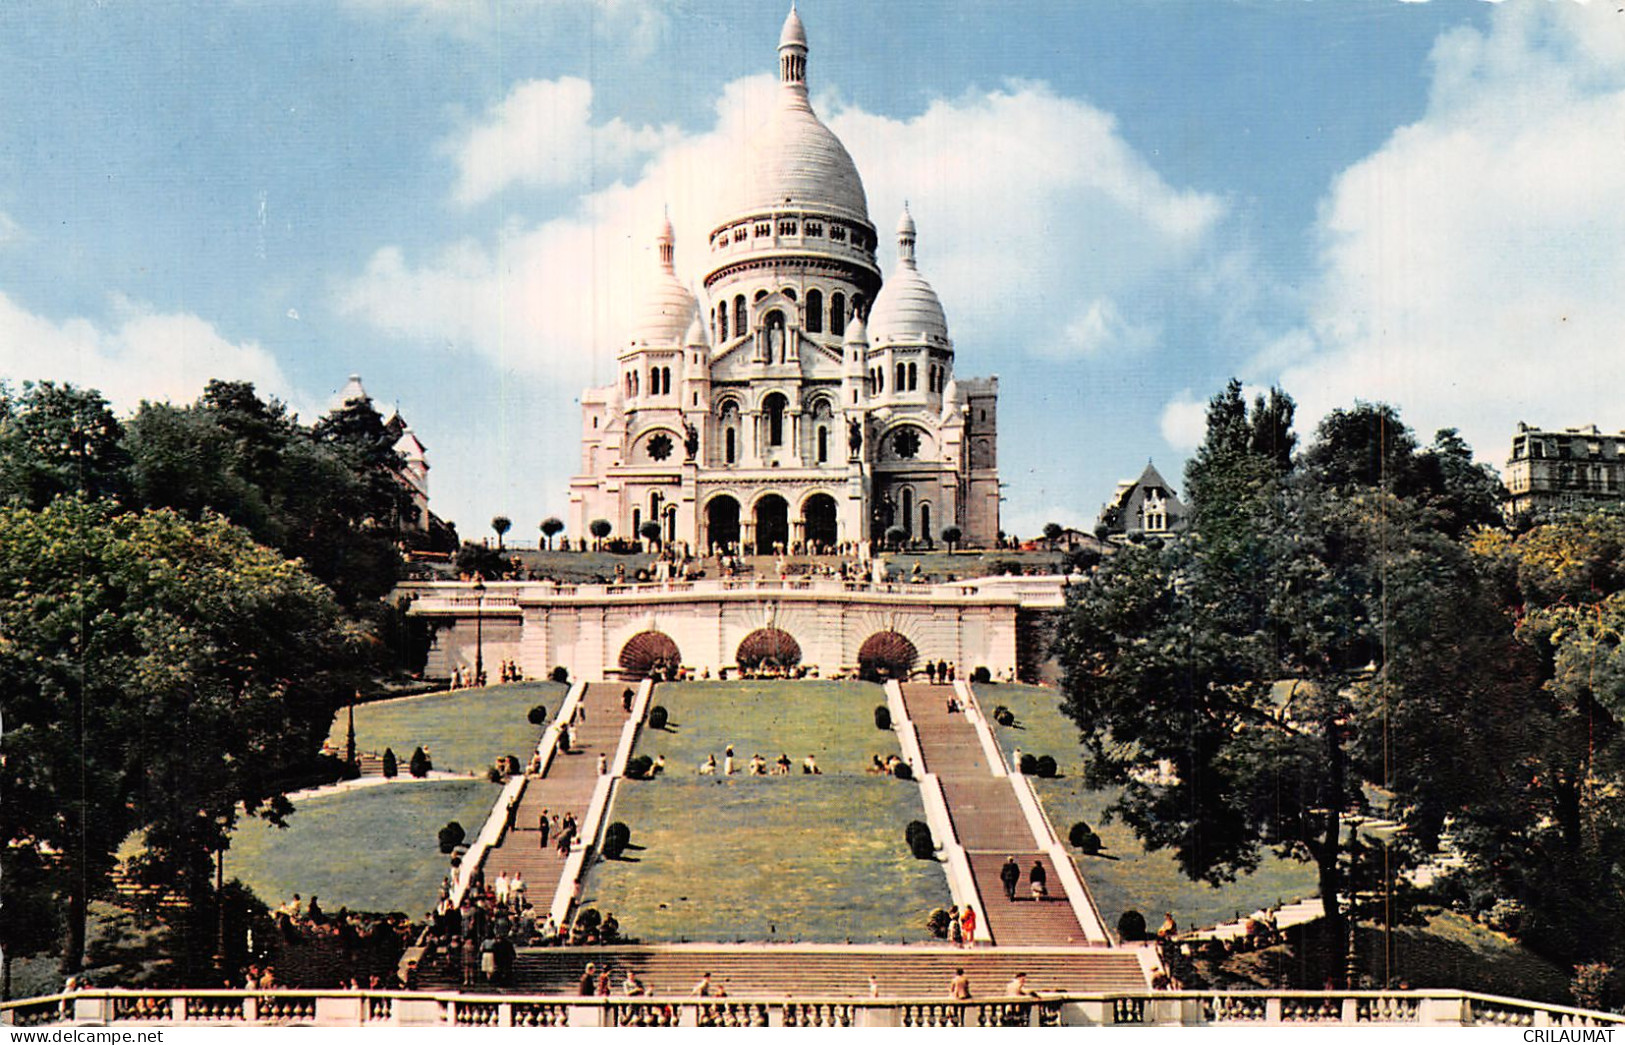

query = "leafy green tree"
[1042,522,1063,542]
[0,382,130,508]
[456,540,513,580]
[639,519,662,547]
[941,525,962,552]
[590,518,612,549]
[0,499,358,973]
[491,515,511,550]
[540,516,564,550]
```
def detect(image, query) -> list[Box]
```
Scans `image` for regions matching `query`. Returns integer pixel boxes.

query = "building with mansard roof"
[568,7,999,555]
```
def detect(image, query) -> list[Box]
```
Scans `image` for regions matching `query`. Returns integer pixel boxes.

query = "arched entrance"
[735,628,802,673]
[858,630,918,682]
[706,495,740,554]
[803,493,838,551]
[755,494,788,554]
[619,630,681,680]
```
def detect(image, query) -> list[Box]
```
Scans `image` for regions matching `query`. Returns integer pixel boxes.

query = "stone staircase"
[416,946,1149,996]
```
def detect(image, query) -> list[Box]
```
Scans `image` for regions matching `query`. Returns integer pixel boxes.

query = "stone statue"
[683,420,699,460]
[848,418,863,454]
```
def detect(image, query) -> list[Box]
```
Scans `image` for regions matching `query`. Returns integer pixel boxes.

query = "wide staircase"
[475,684,631,914]
[899,684,1097,949]
[426,946,1147,996]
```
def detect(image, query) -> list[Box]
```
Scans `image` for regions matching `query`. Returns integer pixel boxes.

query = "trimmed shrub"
[892,761,914,781]
[648,705,669,730]
[381,747,398,778]
[1069,822,1103,854]
[527,704,549,725]
[1018,752,1038,775]
[437,821,466,854]
[874,705,892,730]
[625,754,653,780]
[409,746,432,778]
[992,705,1014,727]
[1034,755,1058,779]
[603,821,631,860]
[1117,910,1147,943]
[927,908,952,939]
[486,765,504,783]
[575,907,602,934]
[971,666,992,684]
[906,820,934,859]
[550,666,570,684]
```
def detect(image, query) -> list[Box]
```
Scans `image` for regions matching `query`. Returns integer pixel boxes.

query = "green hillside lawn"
[982,682,1318,932]
[227,780,495,916]
[326,681,565,774]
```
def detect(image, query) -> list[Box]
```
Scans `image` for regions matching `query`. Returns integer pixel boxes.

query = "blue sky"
[1,0,1621,543]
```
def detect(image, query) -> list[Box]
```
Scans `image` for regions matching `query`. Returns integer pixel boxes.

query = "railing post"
[854,1004,901,1028]
[1421,996,1468,1026]
[72,996,110,1024]
[1265,997,1283,1025]
[315,995,362,1026]
[1059,1000,1111,1026]
[566,1004,604,1028]
[243,996,257,1023]
[1342,996,1359,1024]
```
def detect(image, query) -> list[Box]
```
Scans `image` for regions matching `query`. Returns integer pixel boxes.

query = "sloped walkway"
[899,684,1096,947]
[476,685,630,913]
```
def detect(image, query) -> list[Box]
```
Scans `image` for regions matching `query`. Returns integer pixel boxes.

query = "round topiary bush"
[1035,755,1058,779]
[971,666,992,684]
[550,666,570,684]
[527,704,549,725]
[648,705,669,730]
[1019,752,1038,775]
[625,754,653,780]
[874,705,892,730]
[892,761,914,781]
[993,705,1015,727]
[1118,910,1147,943]
[410,746,432,778]
[906,820,935,860]
[603,821,631,859]
[381,747,398,778]
[927,908,952,939]
[1070,821,1103,854]
[437,821,466,854]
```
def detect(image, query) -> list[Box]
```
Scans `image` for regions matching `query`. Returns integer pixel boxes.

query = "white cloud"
[1268,1,1625,462]
[0,291,301,415]
[0,211,22,247]
[342,76,1226,392]
[448,77,679,204]
[1159,390,1209,451]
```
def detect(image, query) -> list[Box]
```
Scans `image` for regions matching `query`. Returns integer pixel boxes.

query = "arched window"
[831,292,846,336]
[806,289,823,333]
[725,427,736,464]
[782,287,797,302]
[649,366,658,394]
[632,507,641,536]
[852,293,865,319]
[662,367,672,395]
[734,295,746,334]
[876,368,884,393]
[754,289,768,302]
[895,362,906,390]
[718,302,728,341]
[901,488,914,538]
[818,425,829,463]
[650,491,662,518]
[764,310,786,363]
[765,393,787,447]
[908,363,917,391]
[921,503,931,542]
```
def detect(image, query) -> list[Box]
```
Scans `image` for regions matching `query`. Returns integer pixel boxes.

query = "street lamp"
[472,575,486,687]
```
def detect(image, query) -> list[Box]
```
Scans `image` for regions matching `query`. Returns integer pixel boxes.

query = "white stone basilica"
[569,7,999,555]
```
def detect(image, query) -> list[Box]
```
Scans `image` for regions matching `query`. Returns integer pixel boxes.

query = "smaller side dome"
[869,206,949,345]
[631,215,698,345]
[844,313,868,346]
[684,314,707,347]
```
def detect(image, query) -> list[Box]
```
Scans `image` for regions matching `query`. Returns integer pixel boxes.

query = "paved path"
[476,685,631,912]
[899,684,1095,947]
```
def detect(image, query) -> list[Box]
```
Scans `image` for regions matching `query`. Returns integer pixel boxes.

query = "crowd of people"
[696,747,825,776]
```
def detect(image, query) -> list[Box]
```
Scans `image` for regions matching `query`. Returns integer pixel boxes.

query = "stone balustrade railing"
[8,989,1622,1029]
[400,575,1069,611]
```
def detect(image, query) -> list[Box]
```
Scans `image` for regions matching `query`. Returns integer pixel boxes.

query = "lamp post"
[472,575,486,687]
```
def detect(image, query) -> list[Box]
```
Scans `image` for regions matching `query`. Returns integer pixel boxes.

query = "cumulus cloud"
[1265,1,1625,461]
[0,211,21,247]
[0,291,300,414]
[1159,390,1209,451]
[448,77,679,204]
[342,75,1226,389]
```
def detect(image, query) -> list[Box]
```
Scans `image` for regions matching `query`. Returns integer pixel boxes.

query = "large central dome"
[729,7,869,225]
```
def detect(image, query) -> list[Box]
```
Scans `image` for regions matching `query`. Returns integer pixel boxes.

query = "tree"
[638,519,662,548]
[0,499,358,973]
[941,525,962,552]
[491,515,511,550]
[1055,387,1511,984]
[540,516,564,550]
[0,382,130,508]
[382,748,398,778]
[590,518,612,549]
[456,540,513,580]
[1042,522,1063,543]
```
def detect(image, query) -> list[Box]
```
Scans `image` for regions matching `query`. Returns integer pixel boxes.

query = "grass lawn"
[581,776,950,943]
[980,682,1319,932]
[327,681,564,774]
[582,680,950,942]
[638,680,899,772]
[227,780,496,916]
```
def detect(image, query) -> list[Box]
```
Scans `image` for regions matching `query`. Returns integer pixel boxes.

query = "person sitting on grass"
[776,752,792,775]
[699,753,717,775]
[802,754,822,775]
[750,753,767,775]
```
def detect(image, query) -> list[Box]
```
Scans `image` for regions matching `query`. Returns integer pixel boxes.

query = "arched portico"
[754,493,789,554]
[706,494,741,554]
[858,630,918,682]
[801,492,838,551]
[736,628,801,671]
[619,630,681,680]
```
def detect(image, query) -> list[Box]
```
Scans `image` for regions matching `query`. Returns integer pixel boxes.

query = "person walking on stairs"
[1000,856,1021,901]
[1029,859,1048,901]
